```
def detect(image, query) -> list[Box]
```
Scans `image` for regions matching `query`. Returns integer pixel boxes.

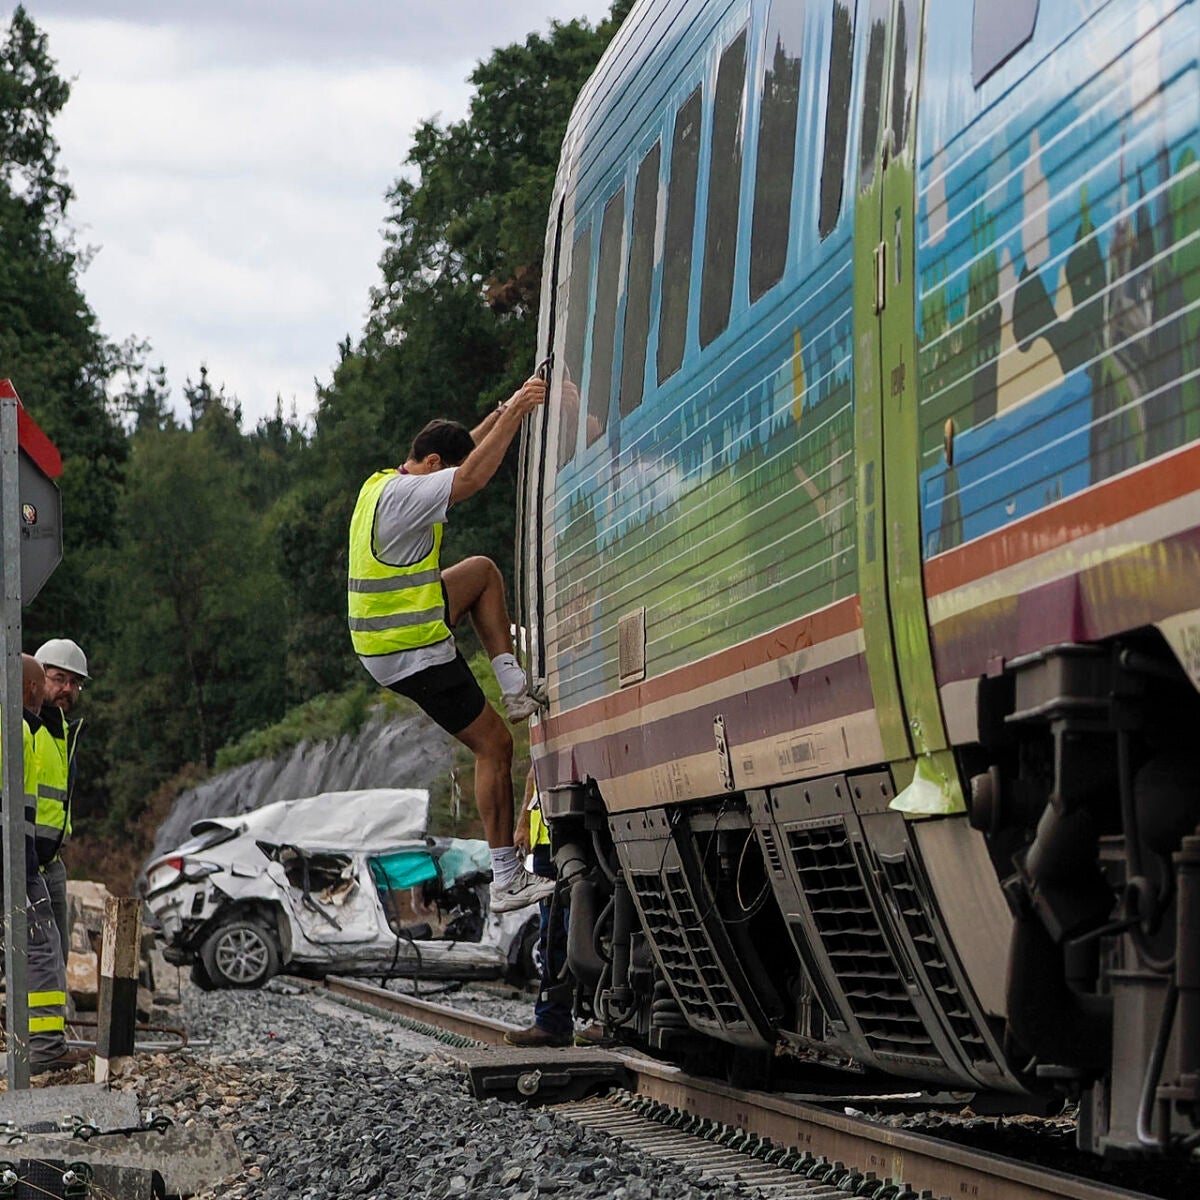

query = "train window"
[619,142,660,417]
[890,0,919,152]
[557,225,591,469]
[973,0,1039,88]
[586,185,626,446]
[657,86,702,385]
[750,2,805,302]
[858,0,890,192]
[700,27,748,349]
[819,0,854,239]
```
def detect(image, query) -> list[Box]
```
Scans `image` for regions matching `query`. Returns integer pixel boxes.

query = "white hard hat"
[34,638,90,680]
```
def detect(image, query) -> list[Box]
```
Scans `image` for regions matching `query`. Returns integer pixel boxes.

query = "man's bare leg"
[443,556,539,717]
[452,702,513,848]
[443,556,512,656]
[452,681,553,912]
[440,557,554,912]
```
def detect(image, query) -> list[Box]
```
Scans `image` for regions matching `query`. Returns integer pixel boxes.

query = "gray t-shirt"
[358,468,458,686]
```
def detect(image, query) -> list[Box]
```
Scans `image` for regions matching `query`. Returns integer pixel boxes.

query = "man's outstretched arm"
[451,376,545,503]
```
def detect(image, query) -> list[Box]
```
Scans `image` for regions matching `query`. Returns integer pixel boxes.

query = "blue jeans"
[532,847,572,1035]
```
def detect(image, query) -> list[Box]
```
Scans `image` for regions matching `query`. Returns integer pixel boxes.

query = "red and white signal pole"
[0,379,63,1090]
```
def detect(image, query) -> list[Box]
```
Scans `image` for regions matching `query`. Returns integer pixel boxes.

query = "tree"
[279,2,632,697]
[0,2,635,844]
[0,7,128,657]
[98,417,287,823]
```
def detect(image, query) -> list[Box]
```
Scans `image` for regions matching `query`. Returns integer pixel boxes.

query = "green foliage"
[213,680,383,771]
[95,398,291,826]
[284,4,631,702]
[0,7,129,658]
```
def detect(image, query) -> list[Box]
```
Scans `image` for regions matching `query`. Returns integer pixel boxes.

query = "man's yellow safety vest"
[0,712,43,872]
[33,711,73,865]
[347,470,452,657]
[529,789,550,848]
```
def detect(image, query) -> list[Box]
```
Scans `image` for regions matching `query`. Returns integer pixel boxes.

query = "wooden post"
[94,898,142,1083]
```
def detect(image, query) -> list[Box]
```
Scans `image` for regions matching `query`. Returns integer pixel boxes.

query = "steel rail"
[322,975,512,1045]
[317,976,1162,1200]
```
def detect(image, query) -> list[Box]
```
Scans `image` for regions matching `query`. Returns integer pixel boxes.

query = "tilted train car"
[515,0,1200,1157]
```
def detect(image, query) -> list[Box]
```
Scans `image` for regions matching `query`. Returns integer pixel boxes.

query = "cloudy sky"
[15,1,611,425]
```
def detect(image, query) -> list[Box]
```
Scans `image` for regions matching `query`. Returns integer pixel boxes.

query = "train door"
[853,0,962,809]
[517,197,566,694]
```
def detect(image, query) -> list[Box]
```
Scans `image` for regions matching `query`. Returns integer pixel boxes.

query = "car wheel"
[200,918,280,989]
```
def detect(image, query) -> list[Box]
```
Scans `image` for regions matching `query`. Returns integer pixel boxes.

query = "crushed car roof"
[188,788,430,853]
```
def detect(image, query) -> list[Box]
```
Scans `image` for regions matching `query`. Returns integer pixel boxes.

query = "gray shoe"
[490,866,555,913]
[502,686,545,723]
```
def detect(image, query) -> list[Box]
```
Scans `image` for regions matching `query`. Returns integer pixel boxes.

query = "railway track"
[314,976,1166,1200]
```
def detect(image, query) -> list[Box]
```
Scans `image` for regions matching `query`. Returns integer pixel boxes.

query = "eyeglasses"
[45,670,84,692]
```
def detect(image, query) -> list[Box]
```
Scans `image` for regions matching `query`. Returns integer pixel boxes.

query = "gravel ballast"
[129,977,758,1200]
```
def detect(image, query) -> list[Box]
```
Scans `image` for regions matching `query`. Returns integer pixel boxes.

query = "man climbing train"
[348,373,552,913]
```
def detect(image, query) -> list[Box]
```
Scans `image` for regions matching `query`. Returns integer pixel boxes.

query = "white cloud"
[9,2,613,425]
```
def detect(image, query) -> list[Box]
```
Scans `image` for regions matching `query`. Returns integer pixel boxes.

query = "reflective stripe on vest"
[348,470,452,657]
[33,721,70,848]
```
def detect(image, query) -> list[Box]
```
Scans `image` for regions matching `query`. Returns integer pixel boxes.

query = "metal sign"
[19,451,62,604]
[1,381,63,604]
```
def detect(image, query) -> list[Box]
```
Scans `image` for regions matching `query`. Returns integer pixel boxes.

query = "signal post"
[0,379,63,1089]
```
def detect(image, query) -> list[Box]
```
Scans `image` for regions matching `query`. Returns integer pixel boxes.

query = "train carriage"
[515,0,1200,1157]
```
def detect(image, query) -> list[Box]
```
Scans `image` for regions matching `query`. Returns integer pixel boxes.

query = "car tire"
[200,918,280,989]
[509,914,541,985]
[190,958,218,992]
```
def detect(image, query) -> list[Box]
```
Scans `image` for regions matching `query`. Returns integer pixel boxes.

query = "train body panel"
[915,0,1200,713]
[519,0,1200,1159]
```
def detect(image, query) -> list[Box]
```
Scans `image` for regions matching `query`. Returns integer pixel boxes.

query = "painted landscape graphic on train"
[521,0,1200,1164]
[547,0,859,711]
[918,0,1200,558]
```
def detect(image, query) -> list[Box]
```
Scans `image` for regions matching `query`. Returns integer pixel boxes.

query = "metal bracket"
[714,715,735,791]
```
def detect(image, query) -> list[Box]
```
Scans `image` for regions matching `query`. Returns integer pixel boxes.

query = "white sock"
[490,845,519,886]
[491,653,526,696]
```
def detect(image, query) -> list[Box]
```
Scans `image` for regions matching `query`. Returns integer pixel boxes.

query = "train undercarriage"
[541,630,1200,1159]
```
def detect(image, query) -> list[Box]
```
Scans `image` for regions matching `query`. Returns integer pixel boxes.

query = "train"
[513,0,1200,1159]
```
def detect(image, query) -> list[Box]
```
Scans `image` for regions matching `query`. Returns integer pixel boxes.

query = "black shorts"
[388,651,486,736]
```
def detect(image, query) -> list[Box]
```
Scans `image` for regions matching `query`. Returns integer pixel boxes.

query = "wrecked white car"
[143,788,538,990]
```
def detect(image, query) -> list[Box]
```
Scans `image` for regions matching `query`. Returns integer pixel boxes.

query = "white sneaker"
[490,866,556,913]
[502,686,545,723]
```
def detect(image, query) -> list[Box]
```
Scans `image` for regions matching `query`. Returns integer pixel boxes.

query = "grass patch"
[212,680,382,771]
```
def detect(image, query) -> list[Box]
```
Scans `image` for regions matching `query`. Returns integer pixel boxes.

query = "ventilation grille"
[759,827,784,878]
[878,856,989,1059]
[786,822,937,1062]
[630,869,748,1031]
[618,608,646,685]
